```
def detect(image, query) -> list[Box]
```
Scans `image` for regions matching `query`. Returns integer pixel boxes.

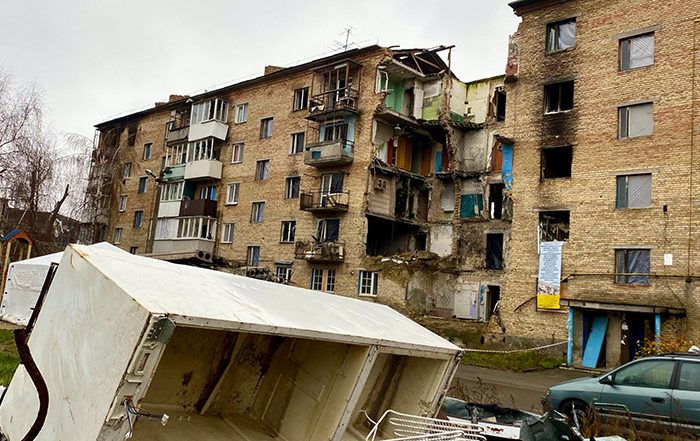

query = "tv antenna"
[330,26,357,52]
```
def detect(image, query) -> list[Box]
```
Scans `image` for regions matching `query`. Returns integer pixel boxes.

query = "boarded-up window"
[615,249,650,284]
[620,33,654,70]
[616,173,651,208]
[619,103,653,138]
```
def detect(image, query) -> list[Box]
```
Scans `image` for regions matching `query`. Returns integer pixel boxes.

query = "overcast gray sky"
[0,1,520,138]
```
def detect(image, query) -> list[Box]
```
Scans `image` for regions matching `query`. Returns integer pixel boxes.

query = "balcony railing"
[308,88,359,121]
[166,121,189,143]
[184,159,222,180]
[300,191,349,213]
[294,241,345,263]
[179,198,217,218]
[304,138,354,167]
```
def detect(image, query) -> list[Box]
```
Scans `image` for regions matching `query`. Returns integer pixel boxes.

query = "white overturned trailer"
[0,244,463,441]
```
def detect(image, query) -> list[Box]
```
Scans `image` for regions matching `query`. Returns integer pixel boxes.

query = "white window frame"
[260,118,273,139]
[280,220,296,243]
[276,265,292,283]
[358,270,379,297]
[284,176,300,199]
[234,103,248,124]
[186,137,217,162]
[221,222,234,243]
[226,182,240,205]
[255,159,270,181]
[247,245,260,266]
[143,142,152,160]
[375,69,389,93]
[123,162,132,178]
[160,181,184,201]
[293,87,309,111]
[326,269,336,293]
[251,201,266,223]
[199,185,217,201]
[231,142,244,163]
[113,227,123,244]
[118,194,127,212]
[618,102,653,139]
[165,143,187,166]
[176,217,217,240]
[290,132,305,155]
[311,268,324,291]
[191,98,229,124]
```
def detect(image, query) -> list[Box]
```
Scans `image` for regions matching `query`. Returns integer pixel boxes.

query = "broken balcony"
[304,138,354,167]
[295,241,345,263]
[166,120,189,144]
[307,88,359,121]
[299,190,349,213]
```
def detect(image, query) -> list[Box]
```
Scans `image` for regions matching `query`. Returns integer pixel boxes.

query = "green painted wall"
[385,78,405,112]
[422,97,440,121]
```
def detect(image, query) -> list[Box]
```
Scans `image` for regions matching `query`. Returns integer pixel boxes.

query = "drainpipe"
[567,307,574,366]
[655,313,662,346]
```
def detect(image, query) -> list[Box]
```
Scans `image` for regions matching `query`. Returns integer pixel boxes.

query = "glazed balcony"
[307,88,359,122]
[294,241,345,263]
[299,191,349,213]
[304,139,354,168]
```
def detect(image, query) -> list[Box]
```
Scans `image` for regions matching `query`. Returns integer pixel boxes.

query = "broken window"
[293,87,309,111]
[620,33,654,70]
[539,211,570,242]
[290,132,305,155]
[284,176,300,199]
[276,264,292,283]
[485,285,501,321]
[316,218,340,242]
[489,183,504,220]
[255,160,270,181]
[491,144,503,172]
[541,145,572,179]
[619,103,653,138]
[615,249,650,285]
[251,202,265,223]
[133,210,144,228]
[546,18,576,53]
[260,117,273,139]
[495,89,506,121]
[113,227,122,244]
[280,220,296,243]
[247,246,261,267]
[440,182,455,213]
[118,195,127,212]
[616,173,652,208]
[486,233,504,270]
[544,81,574,113]
[460,181,484,219]
[123,162,132,178]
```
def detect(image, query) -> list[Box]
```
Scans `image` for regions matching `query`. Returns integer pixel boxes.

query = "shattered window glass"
[547,18,576,53]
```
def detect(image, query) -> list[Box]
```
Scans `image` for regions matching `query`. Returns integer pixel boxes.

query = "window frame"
[143,142,152,161]
[616,173,652,209]
[129,246,138,255]
[280,220,296,243]
[231,142,244,163]
[123,162,132,178]
[358,270,379,297]
[293,87,310,111]
[618,102,653,139]
[234,103,248,124]
[255,159,270,181]
[113,227,123,244]
[246,245,261,267]
[191,98,229,125]
[546,18,577,53]
[226,182,240,205]
[260,117,273,139]
[160,181,184,202]
[619,32,655,71]
[221,222,234,243]
[133,210,144,228]
[118,194,128,212]
[138,177,148,193]
[290,132,306,155]
[284,176,301,199]
[276,264,293,283]
[199,185,217,201]
[543,81,574,114]
[615,248,651,285]
[251,201,266,223]
[540,145,573,179]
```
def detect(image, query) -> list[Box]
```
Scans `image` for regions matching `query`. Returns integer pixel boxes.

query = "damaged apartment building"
[497,0,700,368]
[86,44,509,322]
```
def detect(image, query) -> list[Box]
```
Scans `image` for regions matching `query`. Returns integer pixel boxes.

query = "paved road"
[452,365,593,412]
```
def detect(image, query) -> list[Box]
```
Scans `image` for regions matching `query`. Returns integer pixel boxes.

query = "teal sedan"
[543,354,700,436]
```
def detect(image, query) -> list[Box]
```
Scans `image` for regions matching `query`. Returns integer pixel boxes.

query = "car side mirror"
[599,375,613,385]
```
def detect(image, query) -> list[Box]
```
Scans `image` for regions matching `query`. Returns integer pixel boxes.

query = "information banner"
[537,241,563,309]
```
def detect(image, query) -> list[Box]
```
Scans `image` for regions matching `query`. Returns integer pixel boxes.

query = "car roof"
[652,352,700,360]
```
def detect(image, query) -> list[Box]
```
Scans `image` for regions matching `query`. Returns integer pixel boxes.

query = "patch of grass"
[461,350,562,372]
[0,329,19,385]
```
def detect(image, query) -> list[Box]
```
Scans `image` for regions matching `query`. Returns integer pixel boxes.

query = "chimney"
[264,65,285,75]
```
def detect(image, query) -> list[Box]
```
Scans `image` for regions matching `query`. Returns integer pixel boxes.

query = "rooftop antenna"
[330,26,357,52]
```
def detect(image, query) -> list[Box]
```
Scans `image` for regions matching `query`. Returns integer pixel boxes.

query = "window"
[546,18,576,53]
[486,233,504,270]
[541,146,573,179]
[321,172,344,195]
[138,177,148,193]
[234,103,248,123]
[376,69,389,92]
[176,217,216,239]
[280,221,296,243]
[118,195,127,212]
[113,227,123,244]
[191,98,228,124]
[143,142,152,160]
[160,181,184,201]
[311,268,336,292]
[317,219,340,242]
[293,87,309,111]
[614,360,674,389]
[285,176,300,199]
[199,185,216,200]
[187,137,219,162]
[129,246,138,255]
[544,81,574,113]
[276,265,292,283]
[255,160,270,181]
[678,362,700,392]
[489,184,503,220]
[619,103,653,138]
[231,142,244,163]
[615,249,651,284]
[290,132,305,155]
[539,211,570,242]
[617,174,652,208]
[620,33,654,70]
[226,183,240,205]
[133,210,144,228]
[123,162,132,178]
[166,143,186,166]
[358,271,379,297]
[221,222,234,243]
[323,121,348,141]
[495,88,506,122]
[260,118,273,139]
[251,201,265,223]
[247,246,260,267]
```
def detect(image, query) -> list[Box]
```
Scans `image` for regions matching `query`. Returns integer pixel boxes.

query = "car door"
[671,360,700,429]
[600,359,674,425]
